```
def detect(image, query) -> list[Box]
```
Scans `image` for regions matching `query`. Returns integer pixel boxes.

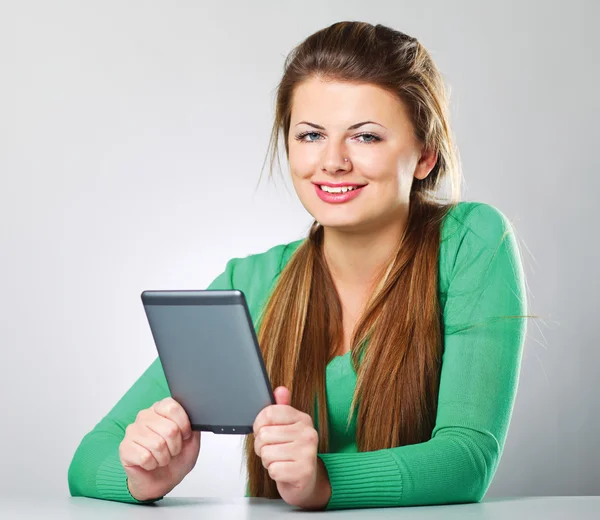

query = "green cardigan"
[68,201,527,510]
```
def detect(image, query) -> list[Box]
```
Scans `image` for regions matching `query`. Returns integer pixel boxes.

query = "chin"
[314,213,368,231]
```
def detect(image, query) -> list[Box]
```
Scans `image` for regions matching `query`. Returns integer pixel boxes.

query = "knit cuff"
[317,450,403,510]
[96,453,163,504]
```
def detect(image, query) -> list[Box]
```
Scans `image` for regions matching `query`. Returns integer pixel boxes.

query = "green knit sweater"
[68,201,527,510]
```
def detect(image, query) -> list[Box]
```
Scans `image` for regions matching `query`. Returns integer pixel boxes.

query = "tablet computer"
[140,289,275,434]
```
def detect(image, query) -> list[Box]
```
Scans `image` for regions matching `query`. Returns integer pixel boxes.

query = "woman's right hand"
[118,397,201,502]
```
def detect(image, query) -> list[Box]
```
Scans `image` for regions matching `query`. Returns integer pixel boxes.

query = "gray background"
[1,0,598,499]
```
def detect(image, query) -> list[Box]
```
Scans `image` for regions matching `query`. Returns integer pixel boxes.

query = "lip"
[313,181,367,188]
[314,183,366,204]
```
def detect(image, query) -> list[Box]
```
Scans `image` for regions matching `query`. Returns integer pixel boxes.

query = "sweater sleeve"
[317,203,528,510]
[67,258,236,503]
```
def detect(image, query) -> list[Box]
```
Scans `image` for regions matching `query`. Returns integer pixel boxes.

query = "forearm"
[69,431,136,502]
[68,358,170,502]
[317,426,499,510]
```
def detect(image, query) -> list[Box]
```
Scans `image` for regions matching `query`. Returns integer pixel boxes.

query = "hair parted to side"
[245,21,464,498]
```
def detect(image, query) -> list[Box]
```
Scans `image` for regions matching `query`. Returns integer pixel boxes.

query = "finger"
[120,439,159,471]
[136,424,172,467]
[255,424,298,457]
[267,461,300,484]
[153,397,192,440]
[259,442,295,470]
[254,423,301,456]
[145,414,183,458]
[253,404,299,436]
[274,386,291,406]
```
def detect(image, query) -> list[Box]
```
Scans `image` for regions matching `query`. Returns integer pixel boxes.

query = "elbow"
[465,480,491,504]
[473,437,500,502]
[67,460,80,497]
[67,445,85,497]
[466,479,490,504]
[466,437,501,503]
[443,427,502,504]
[67,430,98,498]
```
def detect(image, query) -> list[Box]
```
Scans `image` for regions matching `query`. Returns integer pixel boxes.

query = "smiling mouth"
[314,184,368,193]
[313,183,367,204]
[317,184,363,195]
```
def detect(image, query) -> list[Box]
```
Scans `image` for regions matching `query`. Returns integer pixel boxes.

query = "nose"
[321,143,351,175]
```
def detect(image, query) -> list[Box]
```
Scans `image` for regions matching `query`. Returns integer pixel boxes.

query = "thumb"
[273,386,291,406]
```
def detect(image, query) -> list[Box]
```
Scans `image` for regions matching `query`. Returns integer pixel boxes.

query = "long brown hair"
[245,21,462,498]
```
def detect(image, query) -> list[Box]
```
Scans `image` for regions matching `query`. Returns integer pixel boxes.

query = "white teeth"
[320,185,361,193]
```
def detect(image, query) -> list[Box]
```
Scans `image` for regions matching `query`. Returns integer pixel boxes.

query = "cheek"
[353,150,387,173]
[290,173,315,209]
[356,156,400,191]
[289,152,316,180]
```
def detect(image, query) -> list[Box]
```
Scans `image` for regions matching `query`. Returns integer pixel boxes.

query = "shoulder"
[227,238,304,283]
[218,238,304,322]
[441,201,514,249]
[439,201,521,284]
[220,238,304,302]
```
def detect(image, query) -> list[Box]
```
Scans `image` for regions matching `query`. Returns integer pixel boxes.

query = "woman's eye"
[294,132,381,144]
[356,133,381,144]
[295,131,322,142]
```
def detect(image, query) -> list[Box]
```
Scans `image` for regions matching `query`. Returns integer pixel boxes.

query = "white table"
[2,496,599,519]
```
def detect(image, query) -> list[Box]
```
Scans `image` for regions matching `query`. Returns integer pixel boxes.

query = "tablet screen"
[142,290,274,434]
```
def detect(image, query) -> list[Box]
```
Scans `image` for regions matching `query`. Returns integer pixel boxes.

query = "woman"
[68,21,528,511]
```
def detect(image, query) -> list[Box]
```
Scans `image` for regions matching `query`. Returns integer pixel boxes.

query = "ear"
[414,148,438,180]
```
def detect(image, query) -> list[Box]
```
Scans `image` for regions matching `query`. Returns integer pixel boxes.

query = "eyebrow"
[295,120,387,130]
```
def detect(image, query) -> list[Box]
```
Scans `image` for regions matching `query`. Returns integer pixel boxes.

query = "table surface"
[2,496,599,519]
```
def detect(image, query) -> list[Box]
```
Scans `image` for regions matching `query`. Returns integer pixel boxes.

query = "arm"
[67,259,236,503]
[317,203,528,510]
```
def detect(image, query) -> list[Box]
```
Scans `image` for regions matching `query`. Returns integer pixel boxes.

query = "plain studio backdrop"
[1,0,598,499]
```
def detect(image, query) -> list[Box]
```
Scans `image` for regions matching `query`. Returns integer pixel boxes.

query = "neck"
[322,206,409,292]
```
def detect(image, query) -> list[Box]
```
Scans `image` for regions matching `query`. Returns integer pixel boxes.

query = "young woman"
[68,21,528,511]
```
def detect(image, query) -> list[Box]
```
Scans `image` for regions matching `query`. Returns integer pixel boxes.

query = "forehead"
[290,77,409,126]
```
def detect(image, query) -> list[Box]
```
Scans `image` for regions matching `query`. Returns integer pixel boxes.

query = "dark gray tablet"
[141,290,275,434]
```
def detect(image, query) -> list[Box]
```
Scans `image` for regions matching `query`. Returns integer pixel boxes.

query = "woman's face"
[288,77,436,232]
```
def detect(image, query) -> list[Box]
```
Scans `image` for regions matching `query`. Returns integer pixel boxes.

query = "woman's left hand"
[253,386,331,509]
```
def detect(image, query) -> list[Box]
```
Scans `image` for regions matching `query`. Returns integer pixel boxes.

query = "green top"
[68,201,527,510]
